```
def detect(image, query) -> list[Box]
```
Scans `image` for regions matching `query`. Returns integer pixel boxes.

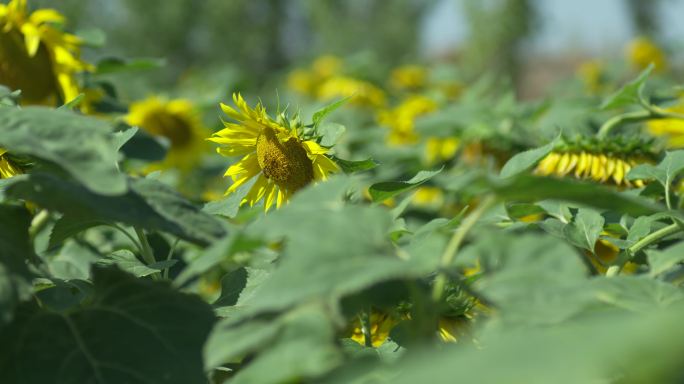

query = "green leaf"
[318,122,346,147]
[368,167,443,202]
[58,93,84,110]
[48,215,107,249]
[95,57,166,75]
[499,135,558,178]
[562,208,605,252]
[333,156,379,173]
[312,96,351,128]
[600,64,654,110]
[647,242,684,277]
[627,150,684,189]
[240,177,438,316]
[0,107,127,195]
[0,266,216,383]
[4,174,226,246]
[490,174,666,218]
[96,250,177,277]
[213,267,248,307]
[0,205,34,325]
[591,276,684,311]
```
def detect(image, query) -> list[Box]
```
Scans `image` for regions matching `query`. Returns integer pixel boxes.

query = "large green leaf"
[0,205,34,325]
[499,135,558,178]
[600,64,653,110]
[4,174,225,246]
[0,107,128,195]
[369,168,442,202]
[241,176,438,315]
[0,266,215,384]
[562,208,605,252]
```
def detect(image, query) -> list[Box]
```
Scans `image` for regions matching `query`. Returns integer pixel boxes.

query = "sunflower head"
[377,94,438,146]
[0,0,91,106]
[0,147,21,178]
[626,36,667,73]
[209,93,340,211]
[390,64,427,91]
[126,97,208,170]
[647,100,684,147]
[348,309,399,348]
[534,136,656,187]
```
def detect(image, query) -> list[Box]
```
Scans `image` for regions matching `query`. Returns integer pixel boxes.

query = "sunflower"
[626,36,667,73]
[349,309,398,348]
[647,101,684,147]
[424,136,460,165]
[577,60,608,95]
[0,147,21,178]
[0,0,91,106]
[438,316,471,343]
[377,95,437,145]
[317,76,386,108]
[535,151,649,187]
[208,93,339,211]
[287,55,342,97]
[126,97,209,171]
[390,64,427,91]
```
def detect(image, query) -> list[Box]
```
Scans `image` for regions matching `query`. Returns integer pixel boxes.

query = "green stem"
[110,224,144,254]
[597,104,684,139]
[361,310,373,348]
[29,209,50,240]
[163,239,180,280]
[431,195,496,302]
[135,227,161,281]
[628,223,681,255]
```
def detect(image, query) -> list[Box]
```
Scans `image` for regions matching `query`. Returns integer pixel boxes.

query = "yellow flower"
[349,309,398,348]
[438,316,470,343]
[647,102,684,147]
[425,136,460,165]
[626,37,667,73]
[535,151,648,188]
[377,95,438,146]
[412,186,444,209]
[577,60,607,94]
[209,93,339,211]
[390,65,427,91]
[0,147,21,178]
[311,55,342,78]
[126,97,209,171]
[317,76,386,108]
[287,55,342,97]
[585,238,638,275]
[0,0,92,105]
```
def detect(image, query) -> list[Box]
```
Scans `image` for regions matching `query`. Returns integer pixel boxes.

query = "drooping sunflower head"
[377,94,438,146]
[208,93,339,211]
[0,0,91,105]
[626,36,667,73]
[0,147,21,178]
[126,97,209,170]
[534,136,656,187]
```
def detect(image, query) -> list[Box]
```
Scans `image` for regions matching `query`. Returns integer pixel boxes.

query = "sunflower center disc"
[256,127,314,192]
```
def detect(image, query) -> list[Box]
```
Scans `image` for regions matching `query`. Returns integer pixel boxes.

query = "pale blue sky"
[421,0,684,56]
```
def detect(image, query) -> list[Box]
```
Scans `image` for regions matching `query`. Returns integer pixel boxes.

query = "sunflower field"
[3,0,684,383]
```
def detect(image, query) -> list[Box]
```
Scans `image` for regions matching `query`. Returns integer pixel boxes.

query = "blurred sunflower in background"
[287,55,342,97]
[126,96,209,171]
[647,100,684,147]
[0,148,21,178]
[209,93,339,211]
[424,136,460,166]
[317,76,387,108]
[377,94,437,145]
[626,36,667,73]
[349,309,398,348]
[390,64,427,92]
[0,0,91,105]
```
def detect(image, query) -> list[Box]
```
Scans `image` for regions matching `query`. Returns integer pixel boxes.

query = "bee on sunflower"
[0,147,21,179]
[208,93,340,211]
[0,0,92,106]
[126,97,210,171]
[535,137,655,188]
